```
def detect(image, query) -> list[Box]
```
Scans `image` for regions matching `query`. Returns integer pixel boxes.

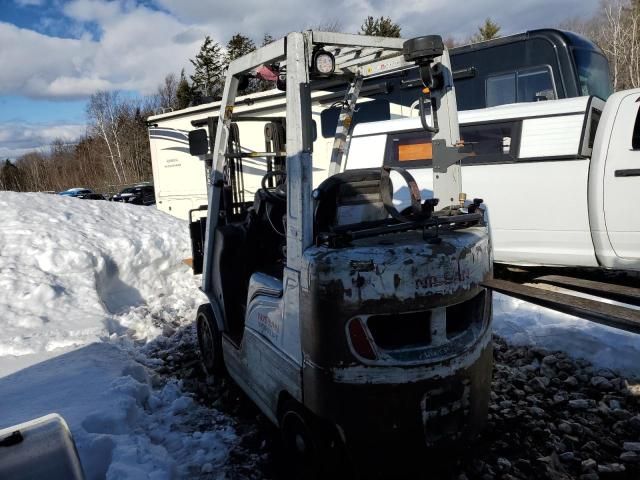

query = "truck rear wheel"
[196,304,224,376]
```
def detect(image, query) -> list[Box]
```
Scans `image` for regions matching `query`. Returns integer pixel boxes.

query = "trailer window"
[383,122,520,167]
[459,121,521,164]
[321,99,390,138]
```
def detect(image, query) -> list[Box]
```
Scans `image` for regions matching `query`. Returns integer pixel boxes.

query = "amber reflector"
[398,141,433,162]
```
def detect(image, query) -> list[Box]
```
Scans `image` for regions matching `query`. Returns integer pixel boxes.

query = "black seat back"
[314,168,388,235]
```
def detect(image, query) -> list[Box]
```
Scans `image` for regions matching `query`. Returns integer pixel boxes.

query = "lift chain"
[328,75,364,176]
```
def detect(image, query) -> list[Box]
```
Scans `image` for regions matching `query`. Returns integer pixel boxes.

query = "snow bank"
[0,192,236,479]
[0,343,235,479]
[493,292,640,378]
[0,191,202,367]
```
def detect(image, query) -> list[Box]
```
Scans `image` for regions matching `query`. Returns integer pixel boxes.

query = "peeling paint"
[307,226,491,305]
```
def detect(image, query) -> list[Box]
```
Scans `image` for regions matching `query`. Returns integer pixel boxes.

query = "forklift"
[188,31,493,476]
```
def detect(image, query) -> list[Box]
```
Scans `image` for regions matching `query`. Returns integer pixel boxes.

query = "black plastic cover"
[403,35,444,63]
[188,129,209,156]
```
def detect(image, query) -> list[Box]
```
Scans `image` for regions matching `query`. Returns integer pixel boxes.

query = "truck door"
[603,92,640,260]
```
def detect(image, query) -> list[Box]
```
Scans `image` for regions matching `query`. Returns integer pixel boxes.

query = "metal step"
[483,278,640,334]
[534,275,640,307]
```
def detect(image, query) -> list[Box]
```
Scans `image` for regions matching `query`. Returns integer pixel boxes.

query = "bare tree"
[87,91,124,183]
[600,1,626,89]
[560,0,640,91]
[157,73,179,111]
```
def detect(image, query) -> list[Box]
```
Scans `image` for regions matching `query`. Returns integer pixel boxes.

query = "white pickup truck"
[346,89,640,272]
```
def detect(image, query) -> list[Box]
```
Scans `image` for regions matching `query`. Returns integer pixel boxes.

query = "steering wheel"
[261,171,287,202]
[380,166,433,222]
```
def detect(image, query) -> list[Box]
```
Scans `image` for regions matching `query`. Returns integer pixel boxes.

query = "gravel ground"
[457,337,640,480]
[144,322,640,480]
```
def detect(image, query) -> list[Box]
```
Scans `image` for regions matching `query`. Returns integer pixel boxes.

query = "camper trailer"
[147,29,611,221]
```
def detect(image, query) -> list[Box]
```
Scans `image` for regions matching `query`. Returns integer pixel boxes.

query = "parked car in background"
[58,188,94,197]
[77,192,106,200]
[110,185,155,205]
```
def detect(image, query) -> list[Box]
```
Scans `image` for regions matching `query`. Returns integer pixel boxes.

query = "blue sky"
[0,97,85,123]
[0,0,602,159]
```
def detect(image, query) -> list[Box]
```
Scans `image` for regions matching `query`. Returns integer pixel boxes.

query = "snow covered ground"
[0,191,638,479]
[0,192,237,479]
[494,293,640,378]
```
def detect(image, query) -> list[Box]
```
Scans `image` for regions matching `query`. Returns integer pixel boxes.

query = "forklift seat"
[314,168,389,233]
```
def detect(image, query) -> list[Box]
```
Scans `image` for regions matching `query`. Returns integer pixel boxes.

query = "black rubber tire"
[279,401,350,480]
[196,303,225,376]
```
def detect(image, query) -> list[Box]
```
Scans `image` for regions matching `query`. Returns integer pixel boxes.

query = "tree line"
[2,2,639,194]
[0,93,156,194]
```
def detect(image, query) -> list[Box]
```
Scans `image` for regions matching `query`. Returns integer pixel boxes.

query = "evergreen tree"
[190,36,224,99]
[225,33,256,64]
[225,34,258,95]
[470,18,501,43]
[359,16,401,38]
[0,159,24,191]
[176,69,193,109]
[261,33,274,47]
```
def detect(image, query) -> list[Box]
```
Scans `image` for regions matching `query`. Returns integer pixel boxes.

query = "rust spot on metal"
[349,259,375,274]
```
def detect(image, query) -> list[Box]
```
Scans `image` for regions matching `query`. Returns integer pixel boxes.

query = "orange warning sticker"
[398,141,432,162]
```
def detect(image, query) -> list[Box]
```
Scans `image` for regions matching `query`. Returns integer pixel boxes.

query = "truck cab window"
[518,67,555,102]
[486,73,516,107]
[633,103,640,150]
[486,67,555,107]
[573,49,613,100]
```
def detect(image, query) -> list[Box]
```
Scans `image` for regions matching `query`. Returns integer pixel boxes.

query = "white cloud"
[154,0,602,42]
[0,121,85,159]
[63,0,125,23]
[1,0,603,102]
[0,1,209,99]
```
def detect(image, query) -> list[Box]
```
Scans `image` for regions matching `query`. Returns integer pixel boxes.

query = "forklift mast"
[202,31,465,298]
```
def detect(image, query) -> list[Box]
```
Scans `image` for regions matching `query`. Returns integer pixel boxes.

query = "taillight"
[348,318,377,360]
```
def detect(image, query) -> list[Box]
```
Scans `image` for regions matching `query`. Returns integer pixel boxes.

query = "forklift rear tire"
[196,304,225,376]
[279,401,349,479]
